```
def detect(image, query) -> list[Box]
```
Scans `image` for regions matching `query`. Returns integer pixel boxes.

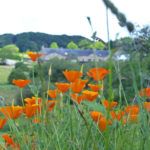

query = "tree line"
[0,32,94,52]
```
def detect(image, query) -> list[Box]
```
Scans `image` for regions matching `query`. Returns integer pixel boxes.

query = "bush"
[8,63,30,84]
[33,58,81,82]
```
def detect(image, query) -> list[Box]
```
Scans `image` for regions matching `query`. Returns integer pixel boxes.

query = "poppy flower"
[110,110,125,121]
[12,79,31,88]
[0,106,23,119]
[47,89,59,99]
[88,84,103,92]
[23,104,39,118]
[102,100,118,110]
[24,97,42,105]
[0,118,7,129]
[71,79,88,93]
[125,105,139,115]
[87,68,109,81]
[143,102,150,112]
[98,117,107,131]
[27,51,43,61]
[2,134,20,149]
[90,111,103,122]
[63,70,82,82]
[55,82,70,93]
[139,88,150,97]
[90,111,107,131]
[82,90,98,102]
[71,93,85,104]
[47,100,57,111]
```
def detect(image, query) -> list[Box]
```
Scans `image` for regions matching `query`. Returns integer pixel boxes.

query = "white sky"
[0,0,149,41]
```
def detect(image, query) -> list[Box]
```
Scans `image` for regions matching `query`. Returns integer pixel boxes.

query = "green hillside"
[0,32,91,52]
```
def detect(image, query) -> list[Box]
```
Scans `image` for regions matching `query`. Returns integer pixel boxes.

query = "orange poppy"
[82,90,98,102]
[143,102,150,112]
[102,100,118,110]
[24,97,42,105]
[27,51,43,61]
[125,105,139,115]
[87,68,109,81]
[98,117,107,132]
[71,79,88,93]
[2,134,20,149]
[90,111,107,131]
[0,118,7,129]
[23,104,39,118]
[55,82,70,93]
[0,106,23,119]
[47,100,57,111]
[71,93,85,104]
[47,89,59,99]
[12,79,31,88]
[110,110,125,121]
[90,111,103,122]
[63,70,82,82]
[88,84,103,92]
[139,87,150,97]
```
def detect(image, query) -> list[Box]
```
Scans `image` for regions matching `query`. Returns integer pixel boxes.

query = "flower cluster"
[1,51,150,148]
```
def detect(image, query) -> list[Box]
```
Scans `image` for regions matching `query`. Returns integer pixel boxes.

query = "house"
[41,47,109,63]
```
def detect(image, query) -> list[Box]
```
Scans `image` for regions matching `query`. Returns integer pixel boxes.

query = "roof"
[41,48,109,57]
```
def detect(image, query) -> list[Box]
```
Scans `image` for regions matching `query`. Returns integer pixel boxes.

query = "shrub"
[8,63,30,84]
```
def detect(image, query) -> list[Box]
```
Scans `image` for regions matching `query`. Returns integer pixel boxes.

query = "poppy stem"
[20,88,24,106]
[74,102,88,127]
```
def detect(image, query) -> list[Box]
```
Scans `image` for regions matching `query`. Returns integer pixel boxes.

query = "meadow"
[0,66,18,103]
[0,52,150,150]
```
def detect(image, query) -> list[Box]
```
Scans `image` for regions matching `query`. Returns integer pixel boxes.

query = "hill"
[0,32,91,52]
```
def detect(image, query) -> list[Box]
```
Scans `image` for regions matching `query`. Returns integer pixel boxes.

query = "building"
[41,47,109,63]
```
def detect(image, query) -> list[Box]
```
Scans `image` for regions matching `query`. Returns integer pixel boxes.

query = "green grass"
[0,84,18,104]
[0,65,17,103]
[0,65,13,84]
[1,59,150,149]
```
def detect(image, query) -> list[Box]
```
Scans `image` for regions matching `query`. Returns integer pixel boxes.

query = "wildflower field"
[0,51,150,150]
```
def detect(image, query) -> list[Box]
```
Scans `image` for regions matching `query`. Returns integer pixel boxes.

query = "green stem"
[20,88,24,106]
[106,7,113,101]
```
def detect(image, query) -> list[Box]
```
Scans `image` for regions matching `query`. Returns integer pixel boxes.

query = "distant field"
[0,65,18,103]
[0,65,14,84]
[0,84,18,104]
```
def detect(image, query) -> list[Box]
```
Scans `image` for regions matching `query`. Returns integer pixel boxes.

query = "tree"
[50,42,59,49]
[90,41,105,50]
[78,39,93,49]
[0,44,20,62]
[2,44,19,53]
[67,41,78,49]
[133,26,150,57]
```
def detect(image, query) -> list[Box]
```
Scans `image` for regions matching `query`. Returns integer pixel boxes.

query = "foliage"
[8,63,30,84]
[0,44,21,62]
[33,58,81,82]
[90,41,105,50]
[78,39,93,49]
[0,32,89,52]
[67,41,79,49]
[0,66,13,84]
[50,42,59,49]
[133,26,150,57]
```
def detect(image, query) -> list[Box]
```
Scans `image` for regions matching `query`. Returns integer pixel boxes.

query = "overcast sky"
[0,0,149,41]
